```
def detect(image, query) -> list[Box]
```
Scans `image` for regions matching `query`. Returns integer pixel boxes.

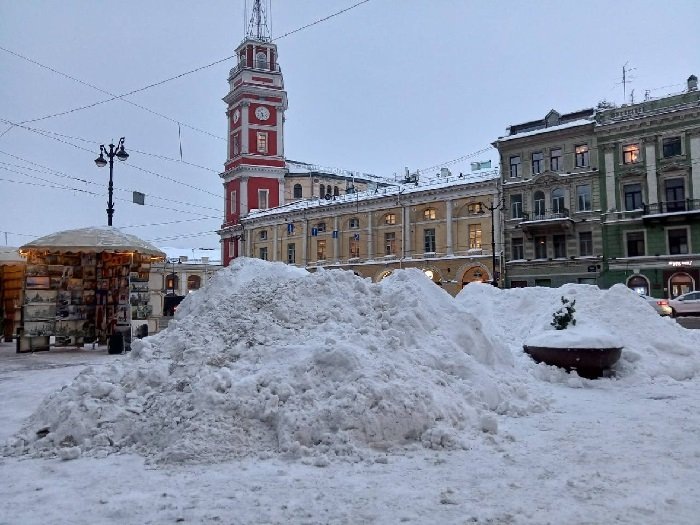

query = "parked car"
[640,294,672,316]
[668,291,700,317]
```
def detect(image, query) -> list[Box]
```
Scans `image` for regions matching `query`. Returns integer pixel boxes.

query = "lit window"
[258,189,269,210]
[468,203,483,214]
[468,224,482,249]
[575,145,589,167]
[623,144,640,164]
[509,155,521,177]
[424,229,436,253]
[532,151,544,174]
[257,132,268,153]
[424,208,436,220]
[550,148,562,171]
[317,240,327,260]
[349,237,360,258]
[385,213,396,225]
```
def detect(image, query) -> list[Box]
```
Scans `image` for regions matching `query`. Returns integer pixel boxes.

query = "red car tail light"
[657,300,668,306]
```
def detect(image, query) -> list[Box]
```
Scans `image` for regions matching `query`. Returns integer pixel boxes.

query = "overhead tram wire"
[0,1,372,128]
[0,118,221,199]
[0,155,221,213]
[419,146,495,173]
[0,173,222,219]
[0,124,219,174]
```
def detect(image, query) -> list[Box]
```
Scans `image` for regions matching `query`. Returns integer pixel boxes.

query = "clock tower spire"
[219,0,288,265]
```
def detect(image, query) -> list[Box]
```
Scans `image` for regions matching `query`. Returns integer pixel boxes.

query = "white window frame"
[257,131,268,154]
[258,189,269,210]
[229,190,236,214]
[576,184,592,212]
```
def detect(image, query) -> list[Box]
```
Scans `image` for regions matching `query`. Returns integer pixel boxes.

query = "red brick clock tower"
[219,0,287,265]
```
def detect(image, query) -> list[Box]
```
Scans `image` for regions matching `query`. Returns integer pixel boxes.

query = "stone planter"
[523,344,622,379]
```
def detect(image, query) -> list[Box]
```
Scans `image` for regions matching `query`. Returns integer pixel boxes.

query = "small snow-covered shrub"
[551,296,576,330]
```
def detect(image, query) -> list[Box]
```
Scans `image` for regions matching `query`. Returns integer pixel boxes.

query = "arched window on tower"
[293,184,303,199]
[255,51,267,69]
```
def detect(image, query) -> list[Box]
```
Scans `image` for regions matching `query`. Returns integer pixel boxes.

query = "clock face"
[232,109,240,124]
[255,106,270,121]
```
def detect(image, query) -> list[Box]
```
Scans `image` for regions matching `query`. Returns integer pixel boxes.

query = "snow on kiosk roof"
[19,226,165,258]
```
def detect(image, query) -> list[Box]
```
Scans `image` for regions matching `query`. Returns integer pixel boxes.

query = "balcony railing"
[643,199,700,215]
[229,60,282,78]
[521,208,570,222]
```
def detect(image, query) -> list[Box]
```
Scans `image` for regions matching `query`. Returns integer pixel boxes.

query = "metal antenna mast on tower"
[247,0,271,41]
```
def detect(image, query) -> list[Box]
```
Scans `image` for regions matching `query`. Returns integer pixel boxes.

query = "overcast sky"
[1,0,699,251]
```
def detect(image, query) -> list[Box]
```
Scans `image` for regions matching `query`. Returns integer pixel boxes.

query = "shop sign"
[668,261,693,267]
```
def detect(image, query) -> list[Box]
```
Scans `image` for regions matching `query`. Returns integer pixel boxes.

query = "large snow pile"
[5,259,544,464]
[456,283,700,381]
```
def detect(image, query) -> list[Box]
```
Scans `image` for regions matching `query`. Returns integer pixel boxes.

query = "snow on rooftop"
[248,169,499,220]
[498,118,594,142]
[286,159,390,183]
[159,247,221,264]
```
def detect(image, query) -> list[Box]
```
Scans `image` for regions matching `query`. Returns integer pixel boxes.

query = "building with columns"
[240,170,501,295]
[597,75,700,298]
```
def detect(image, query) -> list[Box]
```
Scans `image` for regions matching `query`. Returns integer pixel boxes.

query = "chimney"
[688,75,698,91]
[440,167,450,177]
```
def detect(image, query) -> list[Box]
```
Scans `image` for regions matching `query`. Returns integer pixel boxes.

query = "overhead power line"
[0,118,221,198]
[0,1,372,127]
[0,151,221,212]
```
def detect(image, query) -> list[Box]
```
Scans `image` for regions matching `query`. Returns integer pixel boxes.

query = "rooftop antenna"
[247,0,271,41]
[620,61,636,103]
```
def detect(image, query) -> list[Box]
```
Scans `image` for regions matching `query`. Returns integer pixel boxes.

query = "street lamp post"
[480,198,504,287]
[94,137,129,226]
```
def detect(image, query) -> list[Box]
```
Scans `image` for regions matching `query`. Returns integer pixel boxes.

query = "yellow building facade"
[234,171,501,296]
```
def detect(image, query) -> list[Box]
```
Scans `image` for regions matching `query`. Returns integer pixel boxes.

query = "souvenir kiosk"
[18,227,165,353]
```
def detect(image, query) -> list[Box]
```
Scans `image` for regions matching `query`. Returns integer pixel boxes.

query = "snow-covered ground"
[2,259,700,524]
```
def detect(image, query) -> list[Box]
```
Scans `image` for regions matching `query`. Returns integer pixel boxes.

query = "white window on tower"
[255,51,267,69]
[229,190,236,214]
[257,132,268,154]
[258,189,269,210]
